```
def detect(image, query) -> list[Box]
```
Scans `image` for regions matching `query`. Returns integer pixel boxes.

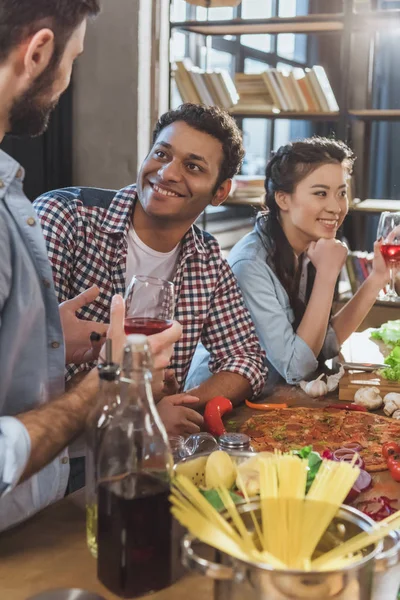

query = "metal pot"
[182,501,384,600]
[372,529,400,600]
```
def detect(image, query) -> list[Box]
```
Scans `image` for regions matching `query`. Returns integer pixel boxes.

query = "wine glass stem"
[389,263,397,297]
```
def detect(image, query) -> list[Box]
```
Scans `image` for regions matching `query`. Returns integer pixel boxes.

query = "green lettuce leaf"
[380,346,400,382]
[370,320,400,346]
[293,446,322,492]
[200,489,243,511]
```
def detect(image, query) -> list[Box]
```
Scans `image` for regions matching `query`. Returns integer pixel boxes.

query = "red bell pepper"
[245,399,288,411]
[327,403,367,412]
[204,396,233,437]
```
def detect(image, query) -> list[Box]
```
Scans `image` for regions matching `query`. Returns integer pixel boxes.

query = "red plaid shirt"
[33,185,266,395]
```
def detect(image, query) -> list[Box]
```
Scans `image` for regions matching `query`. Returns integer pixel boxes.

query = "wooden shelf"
[348,109,400,121]
[350,199,400,213]
[230,108,340,120]
[171,14,344,36]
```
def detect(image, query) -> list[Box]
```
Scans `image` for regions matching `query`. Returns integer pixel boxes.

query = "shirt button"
[16,168,23,179]
[51,341,60,349]
[43,279,51,288]
[0,180,4,189]
[27,217,36,226]
[61,457,69,465]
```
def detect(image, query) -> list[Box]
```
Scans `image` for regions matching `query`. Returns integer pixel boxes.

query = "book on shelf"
[174,59,238,109]
[173,60,339,115]
[341,251,374,297]
[233,66,339,114]
[228,175,265,206]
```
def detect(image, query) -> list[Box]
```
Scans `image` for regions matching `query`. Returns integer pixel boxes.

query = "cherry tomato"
[387,453,400,470]
[388,459,400,483]
[382,442,400,461]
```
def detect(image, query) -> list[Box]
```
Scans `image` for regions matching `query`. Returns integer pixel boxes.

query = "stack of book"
[232,66,339,114]
[341,251,374,297]
[174,59,239,109]
[174,59,339,114]
[228,176,265,206]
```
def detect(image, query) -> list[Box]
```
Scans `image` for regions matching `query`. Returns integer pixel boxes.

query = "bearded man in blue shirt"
[0,0,181,530]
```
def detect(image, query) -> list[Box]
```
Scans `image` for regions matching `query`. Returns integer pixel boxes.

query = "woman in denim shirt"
[229,137,390,388]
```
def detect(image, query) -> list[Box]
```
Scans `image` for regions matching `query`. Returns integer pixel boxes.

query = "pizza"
[239,407,400,472]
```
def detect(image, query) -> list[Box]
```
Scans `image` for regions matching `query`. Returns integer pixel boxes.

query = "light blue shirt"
[0,150,69,531]
[186,224,339,392]
[228,226,340,386]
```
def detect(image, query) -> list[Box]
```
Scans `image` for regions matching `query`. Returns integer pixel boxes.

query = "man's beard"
[7,66,59,137]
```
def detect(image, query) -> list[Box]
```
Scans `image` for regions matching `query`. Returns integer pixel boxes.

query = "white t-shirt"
[125,225,180,289]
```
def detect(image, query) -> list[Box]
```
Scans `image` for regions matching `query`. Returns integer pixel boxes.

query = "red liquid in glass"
[381,244,400,262]
[97,473,172,598]
[124,317,173,336]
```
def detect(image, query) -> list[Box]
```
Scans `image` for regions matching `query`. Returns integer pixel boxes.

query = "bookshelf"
[170,1,400,207]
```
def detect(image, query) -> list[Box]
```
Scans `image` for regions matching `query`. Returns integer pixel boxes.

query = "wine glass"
[124,275,175,335]
[377,212,400,301]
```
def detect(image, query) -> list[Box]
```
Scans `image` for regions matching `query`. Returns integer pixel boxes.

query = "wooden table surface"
[1,330,400,599]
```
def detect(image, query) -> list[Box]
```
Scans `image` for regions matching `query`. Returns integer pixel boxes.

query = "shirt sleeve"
[0,418,31,497]
[0,215,31,496]
[200,259,266,397]
[0,212,12,319]
[33,193,77,304]
[231,255,320,384]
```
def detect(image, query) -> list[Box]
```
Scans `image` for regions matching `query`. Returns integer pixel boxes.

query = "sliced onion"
[344,469,372,504]
[343,442,362,452]
[355,469,372,492]
[333,448,365,469]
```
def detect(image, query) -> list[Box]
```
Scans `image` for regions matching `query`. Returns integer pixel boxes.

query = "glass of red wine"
[377,211,400,301]
[124,275,175,336]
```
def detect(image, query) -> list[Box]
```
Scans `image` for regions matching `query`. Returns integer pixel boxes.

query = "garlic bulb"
[354,387,383,410]
[383,392,400,417]
[392,409,400,420]
[299,374,328,398]
[326,366,345,392]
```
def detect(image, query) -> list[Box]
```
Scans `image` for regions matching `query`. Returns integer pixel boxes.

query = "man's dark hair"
[0,0,101,65]
[152,103,245,190]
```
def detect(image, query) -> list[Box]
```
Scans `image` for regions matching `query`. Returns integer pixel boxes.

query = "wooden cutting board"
[338,328,400,401]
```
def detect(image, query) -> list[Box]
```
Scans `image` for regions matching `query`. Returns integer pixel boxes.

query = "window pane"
[241,34,272,53]
[274,120,291,150]
[170,0,187,22]
[171,79,182,109]
[242,119,269,176]
[244,58,271,74]
[170,31,187,61]
[274,120,311,150]
[196,7,234,21]
[201,47,233,73]
[242,0,272,19]
[279,0,309,17]
[277,34,295,60]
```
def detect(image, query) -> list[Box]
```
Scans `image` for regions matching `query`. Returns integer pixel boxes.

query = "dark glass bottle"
[97,334,173,598]
[85,340,121,558]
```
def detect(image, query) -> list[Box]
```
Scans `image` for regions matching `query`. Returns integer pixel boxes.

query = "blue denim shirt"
[186,225,339,392]
[228,226,340,387]
[0,149,68,530]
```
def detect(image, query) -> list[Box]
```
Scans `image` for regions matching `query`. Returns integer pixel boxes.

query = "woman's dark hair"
[259,136,355,330]
[152,103,245,192]
[0,0,100,66]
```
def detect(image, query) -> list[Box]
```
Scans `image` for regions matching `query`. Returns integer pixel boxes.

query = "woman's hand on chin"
[307,238,348,280]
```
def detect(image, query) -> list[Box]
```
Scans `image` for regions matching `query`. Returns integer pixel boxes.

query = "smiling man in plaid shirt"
[34,104,267,434]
